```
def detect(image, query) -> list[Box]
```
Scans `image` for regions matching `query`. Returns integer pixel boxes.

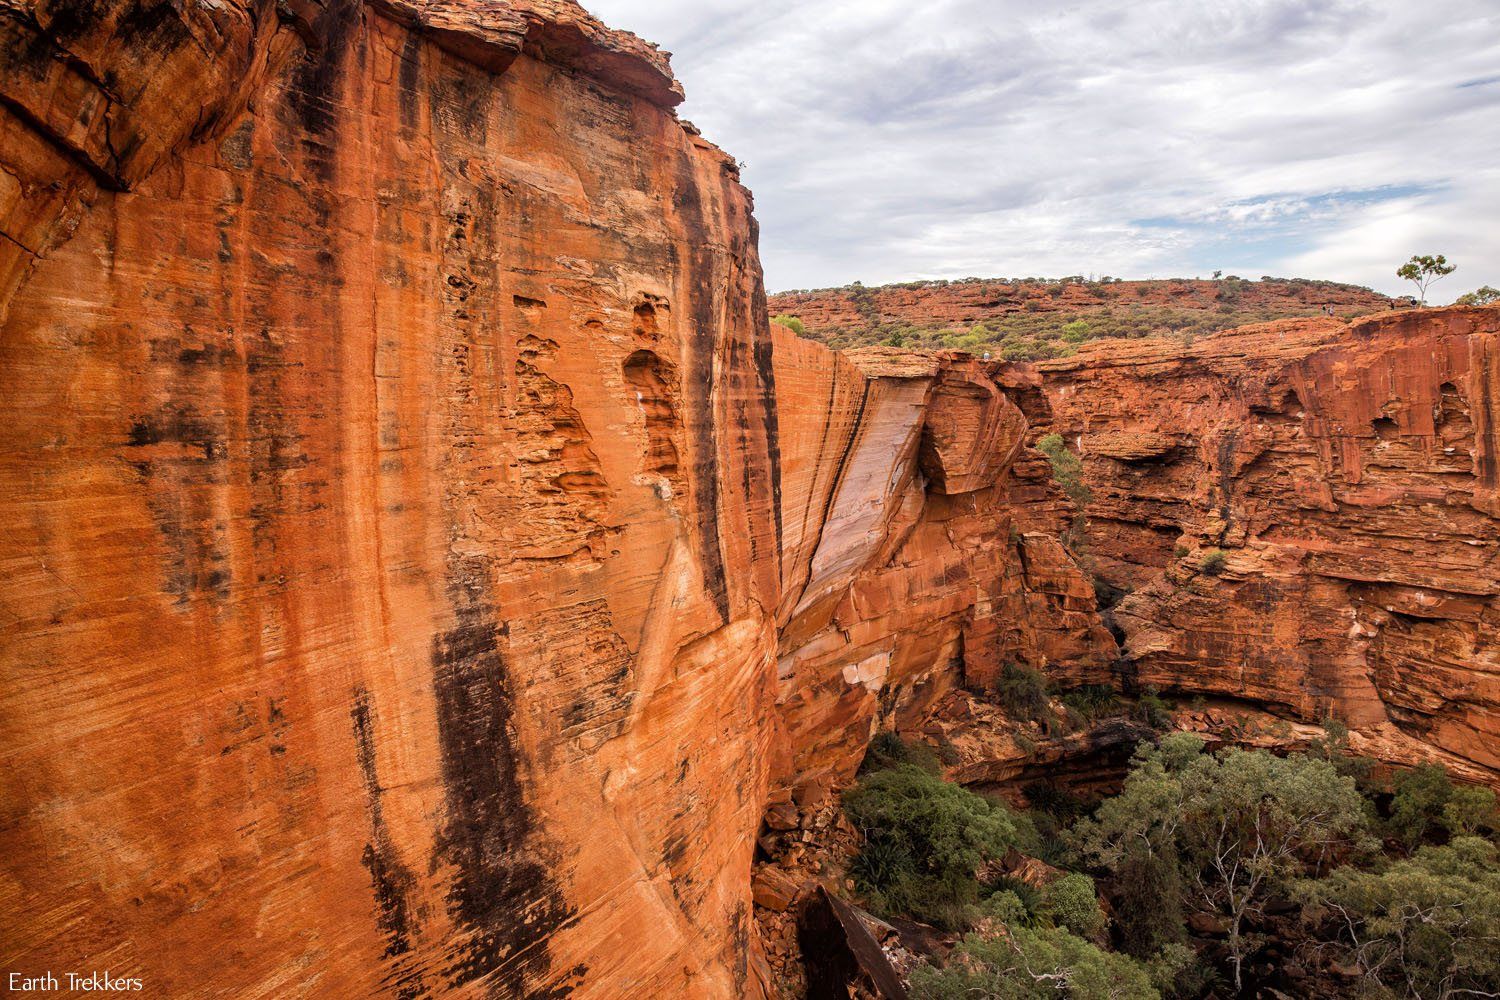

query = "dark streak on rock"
[350,687,430,998]
[672,185,730,623]
[429,558,576,999]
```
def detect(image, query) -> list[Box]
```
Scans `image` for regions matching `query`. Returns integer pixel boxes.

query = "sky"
[582,0,1498,301]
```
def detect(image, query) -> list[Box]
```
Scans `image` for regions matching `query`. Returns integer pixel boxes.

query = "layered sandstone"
[0,3,1084,996]
[1020,307,1500,782]
[2,2,778,997]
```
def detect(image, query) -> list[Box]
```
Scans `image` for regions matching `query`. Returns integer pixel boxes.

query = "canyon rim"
[2,1,1498,998]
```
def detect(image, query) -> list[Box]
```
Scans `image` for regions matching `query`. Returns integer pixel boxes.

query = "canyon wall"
[1013,307,1500,782]
[1,2,778,996]
[0,2,1086,996]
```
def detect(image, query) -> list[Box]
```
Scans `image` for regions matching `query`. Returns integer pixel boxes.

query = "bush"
[770,314,806,335]
[862,730,941,775]
[1445,783,1500,836]
[1132,687,1173,730]
[1061,685,1121,722]
[1390,763,1456,847]
[844,764,1021,928]
[995,663,1053,727]
[1198,549,1227,575]
[1036,433,1091,510]
[1042,872,1105,938]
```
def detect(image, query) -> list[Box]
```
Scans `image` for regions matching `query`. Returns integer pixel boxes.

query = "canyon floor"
[1,1,1497,998]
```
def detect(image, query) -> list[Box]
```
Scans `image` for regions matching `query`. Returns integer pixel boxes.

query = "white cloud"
[584,0,1500,302]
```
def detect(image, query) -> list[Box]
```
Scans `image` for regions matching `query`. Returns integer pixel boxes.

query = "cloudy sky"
[582,0,1498,301]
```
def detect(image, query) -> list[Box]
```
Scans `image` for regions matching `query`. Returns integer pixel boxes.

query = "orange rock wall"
[2,3,781,997]
[1025,308,1500,781]
[0,3,1076,996]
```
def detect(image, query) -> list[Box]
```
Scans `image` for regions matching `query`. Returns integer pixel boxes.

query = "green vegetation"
[1075,735,1372,990]
[1456,285,1500,306]
[1042,872,1106,938]
[1397,254,1457,306]
[994,662,1053,727]
[850,706,1500,1000]
[1130,687,1173,730]
[1060,685,1121,723]
[770,276,1387,355]
[1197,548,1227,575]
[1389,763,1499,847]
[1299,838,1500,1000]
[844,755,1022,928]
[770,314,806,335]
[909,919,1159,1000]
[1036,434,1090,510]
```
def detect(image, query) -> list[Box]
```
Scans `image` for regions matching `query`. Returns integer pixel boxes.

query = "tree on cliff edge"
[1397,254,1457,306]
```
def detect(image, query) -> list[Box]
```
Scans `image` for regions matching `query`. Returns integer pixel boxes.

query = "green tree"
[1042,872,1106,938]
[1299,838,1500,1000]
[1174,748,1370,988]
[1455,285,1499,306]
[1076,737,1371,991]
[844,764,1020,928]
[909,920,1159,1000]
[1444,784,1499,837]
[1390,763,1457,848]
[1397,254,1457,306]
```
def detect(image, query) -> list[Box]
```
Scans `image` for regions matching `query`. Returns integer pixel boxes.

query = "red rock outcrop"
[2,2,779,996]
[1021,307,1500,782]
[0,3,1087,996]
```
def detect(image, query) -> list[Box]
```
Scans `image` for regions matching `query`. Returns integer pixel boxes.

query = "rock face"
[4,2,1497,997]
[1021,308,1500,781]
[2,2,776,996]
[0,3,1097,996]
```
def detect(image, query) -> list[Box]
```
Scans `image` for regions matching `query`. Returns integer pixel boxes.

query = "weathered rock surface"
[1023,308,1500,781]
[0,3,1082,996]
[2,2,777,996]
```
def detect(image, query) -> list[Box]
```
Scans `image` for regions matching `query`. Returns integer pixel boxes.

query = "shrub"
[995,663,1052,726]
[844,764,1021,928]
[1061,685,1121,722]
[1042,872,1105,938]
[1132,687,1173,730]
[1445,783,1499,836]
[1036,434,1091,510]
[862,730,941,775]
[770,314,806,335]
[1198,549,1227,575]
[1390,763,1456,847]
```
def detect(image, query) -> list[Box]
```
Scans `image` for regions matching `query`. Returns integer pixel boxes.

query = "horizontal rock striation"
[2,1,775,996]
[1024,308,1500,781]
[0,2,1093,996]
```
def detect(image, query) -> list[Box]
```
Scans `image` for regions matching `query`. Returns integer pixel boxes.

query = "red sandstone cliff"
[2,2,777,996]
[4,2,1498,997]
[0,2,1091,996]
[1008,306,1500,783]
